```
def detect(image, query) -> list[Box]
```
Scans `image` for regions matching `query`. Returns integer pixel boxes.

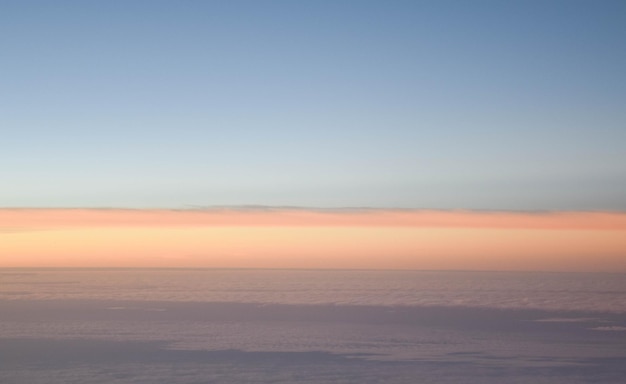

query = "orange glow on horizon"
[1,208,626,271]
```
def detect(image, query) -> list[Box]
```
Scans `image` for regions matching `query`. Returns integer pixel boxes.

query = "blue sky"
[2,0,625,209]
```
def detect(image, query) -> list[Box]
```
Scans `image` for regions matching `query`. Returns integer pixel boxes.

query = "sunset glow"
[2,209,625,271]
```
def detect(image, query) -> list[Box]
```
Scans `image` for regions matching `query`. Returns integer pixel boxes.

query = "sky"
[2,0,625,209]
[3,208,626,271]
[1,1,625,270]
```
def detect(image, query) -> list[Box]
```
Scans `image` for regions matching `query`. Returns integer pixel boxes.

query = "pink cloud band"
[2,208,626,230]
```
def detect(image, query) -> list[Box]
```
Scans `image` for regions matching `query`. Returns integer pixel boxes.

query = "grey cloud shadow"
[3,299,626,334]
[2,337,626,384]
[3,301,626,383]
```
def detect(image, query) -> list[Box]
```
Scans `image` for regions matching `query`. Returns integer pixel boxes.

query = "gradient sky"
[2,0,625,209]
[1,1,626,270]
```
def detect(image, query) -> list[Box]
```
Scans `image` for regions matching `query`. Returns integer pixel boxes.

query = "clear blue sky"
[2,0,625,209]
